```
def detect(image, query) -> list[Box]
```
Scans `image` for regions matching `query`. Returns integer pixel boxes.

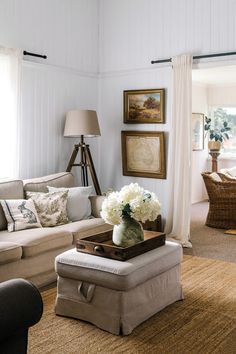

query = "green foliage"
[143,97,159,109]
[204,108,232,142]
[122,203,132,218]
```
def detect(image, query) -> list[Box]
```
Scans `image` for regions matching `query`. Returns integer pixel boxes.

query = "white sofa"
[0,172,111,288]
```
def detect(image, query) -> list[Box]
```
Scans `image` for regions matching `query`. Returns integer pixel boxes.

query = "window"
[209,107,236,155]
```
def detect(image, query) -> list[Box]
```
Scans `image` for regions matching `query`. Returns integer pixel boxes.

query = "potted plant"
[204,109,231,151]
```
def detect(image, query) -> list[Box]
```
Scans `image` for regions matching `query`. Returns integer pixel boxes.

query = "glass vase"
[112,216,144,247]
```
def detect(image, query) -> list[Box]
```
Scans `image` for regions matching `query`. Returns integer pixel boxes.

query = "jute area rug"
[29,256,236,354]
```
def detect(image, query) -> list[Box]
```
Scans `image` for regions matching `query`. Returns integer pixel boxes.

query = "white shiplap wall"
[19,62,98,179]
[98,0,236,219]
[0,0,99,73]
[98,66,172,217]
[99,0,236,73]
[0,0,99,179]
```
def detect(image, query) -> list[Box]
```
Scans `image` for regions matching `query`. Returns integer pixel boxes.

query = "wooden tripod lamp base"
[66,140,101,195]
[64,110,102,196]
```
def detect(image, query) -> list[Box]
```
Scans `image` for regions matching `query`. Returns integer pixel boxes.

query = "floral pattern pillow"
[26,191,69,227]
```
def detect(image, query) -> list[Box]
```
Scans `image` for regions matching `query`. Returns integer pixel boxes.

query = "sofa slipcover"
[23,172,75,193]
[0,172,107,287]
[0,180,24,230]
[0,242,22,264]
[0,228,72,258]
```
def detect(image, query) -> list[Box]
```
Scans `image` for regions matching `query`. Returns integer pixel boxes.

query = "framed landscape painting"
[192,113,204,150]
[121,131,166,179]
[123,89,165,123]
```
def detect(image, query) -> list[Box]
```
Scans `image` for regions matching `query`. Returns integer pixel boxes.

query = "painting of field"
[124,89,164,123]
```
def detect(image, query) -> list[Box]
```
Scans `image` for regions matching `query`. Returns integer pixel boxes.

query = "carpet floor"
[184,201,236,263]
[29,255,236,354]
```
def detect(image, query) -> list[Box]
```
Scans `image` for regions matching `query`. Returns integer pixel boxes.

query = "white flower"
[101,184,161,225]
[100,192,122,225]
[120,183,144,203]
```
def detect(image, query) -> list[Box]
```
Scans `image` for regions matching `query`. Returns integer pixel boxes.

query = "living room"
[0,1,236,353]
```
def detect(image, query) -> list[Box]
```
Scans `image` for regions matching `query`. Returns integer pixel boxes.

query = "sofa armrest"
[89,195,105,218]
[0,278,43,342]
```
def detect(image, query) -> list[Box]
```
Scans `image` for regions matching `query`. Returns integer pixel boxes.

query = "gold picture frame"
[121,131,166,179]
[192,113,204,151]
[123,89,165,124]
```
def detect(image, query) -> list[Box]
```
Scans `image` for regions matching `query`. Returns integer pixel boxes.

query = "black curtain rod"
[151,50,236,64]
[23,50,47,59]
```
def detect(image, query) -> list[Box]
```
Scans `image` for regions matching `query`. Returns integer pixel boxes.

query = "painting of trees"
[124,89,164,123]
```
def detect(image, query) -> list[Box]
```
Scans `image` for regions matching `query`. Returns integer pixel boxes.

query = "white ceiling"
[192,65,236,85]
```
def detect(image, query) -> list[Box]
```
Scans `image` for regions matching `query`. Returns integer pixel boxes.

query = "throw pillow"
[209,172,222,182]
[225,166,236,177]
[1,199,42,232]
[47,186,93,222]
[26,191,69,227]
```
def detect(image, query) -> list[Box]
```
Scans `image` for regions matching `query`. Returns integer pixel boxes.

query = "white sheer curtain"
[0,47,22,179]
[165,54,192,248]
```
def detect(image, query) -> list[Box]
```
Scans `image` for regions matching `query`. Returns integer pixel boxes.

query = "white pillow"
[47,186,93,222]
[225,166,236,177]
[1,199,42,232]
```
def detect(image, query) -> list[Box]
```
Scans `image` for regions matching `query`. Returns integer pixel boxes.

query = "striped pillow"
[1,199,42,232]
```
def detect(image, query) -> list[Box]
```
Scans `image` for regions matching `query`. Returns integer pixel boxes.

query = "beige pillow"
[26,191,69,227]
[1,199,42,232]
[47,185,93,221]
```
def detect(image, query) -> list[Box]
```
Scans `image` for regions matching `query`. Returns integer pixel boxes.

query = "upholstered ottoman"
[55,241,183,335]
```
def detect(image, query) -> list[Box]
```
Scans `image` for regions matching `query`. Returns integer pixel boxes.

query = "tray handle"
[94,245,105,254]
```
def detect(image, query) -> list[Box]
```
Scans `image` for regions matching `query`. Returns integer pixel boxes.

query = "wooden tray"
[76,230,166,261]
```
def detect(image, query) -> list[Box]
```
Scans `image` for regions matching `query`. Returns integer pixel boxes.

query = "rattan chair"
[202,172,236,229]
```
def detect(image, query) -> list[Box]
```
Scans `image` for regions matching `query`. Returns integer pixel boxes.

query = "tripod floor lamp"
[64,110,102,195]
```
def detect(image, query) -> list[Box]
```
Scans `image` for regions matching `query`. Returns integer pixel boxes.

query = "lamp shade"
[64,110,101,138]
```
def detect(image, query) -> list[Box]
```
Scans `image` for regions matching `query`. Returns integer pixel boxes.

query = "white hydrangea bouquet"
[101,183,161,247]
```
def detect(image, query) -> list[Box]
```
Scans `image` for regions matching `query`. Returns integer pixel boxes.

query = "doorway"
[185,63,236,263]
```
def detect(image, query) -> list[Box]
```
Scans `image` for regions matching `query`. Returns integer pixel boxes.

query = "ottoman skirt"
[55,263,183,335]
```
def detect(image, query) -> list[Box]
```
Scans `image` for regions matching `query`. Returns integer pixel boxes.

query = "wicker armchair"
[202,172,236,229]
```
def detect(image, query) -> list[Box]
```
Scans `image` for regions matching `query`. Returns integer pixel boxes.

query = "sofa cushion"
[0,228,72,258]
[0,180,24,231]
[47,186,93,222]
[26,191,69,227]
[1,199,42,232]
[23,172,75,193]
[0,242,22,264]
[56,218,112,244]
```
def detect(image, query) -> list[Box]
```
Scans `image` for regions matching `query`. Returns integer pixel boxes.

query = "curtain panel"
[165,54,192,248]
[0,47,22,179]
